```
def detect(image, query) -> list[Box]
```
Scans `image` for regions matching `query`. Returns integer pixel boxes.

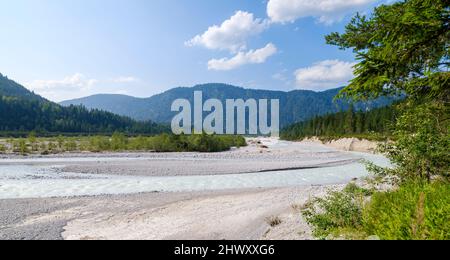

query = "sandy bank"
[303,137,380,153]
[0,186,338,240]
[0,138,385,240]
[1,138,364,177]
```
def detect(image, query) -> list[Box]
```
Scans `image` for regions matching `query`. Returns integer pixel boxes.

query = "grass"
[302,181,450,240]
[0,132,247,155]
[363,181,450,240]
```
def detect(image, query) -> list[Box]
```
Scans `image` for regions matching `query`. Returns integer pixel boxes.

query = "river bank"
[302,137,381,153]
[0,138,388,240]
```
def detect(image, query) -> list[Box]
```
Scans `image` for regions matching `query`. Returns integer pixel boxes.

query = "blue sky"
[0,0,386,101]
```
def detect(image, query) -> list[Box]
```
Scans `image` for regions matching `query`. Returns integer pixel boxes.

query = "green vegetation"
[364,181,450,240]
[301,0,450,240]
[365,102,450,183]
[0,133,247,155]
[60,83,395,128]
[302,182,450,240]
[281,104,396,141]
[0,74,247,154]
[0,95,168,134]
[0,143,6,153]
[326,1,448,102]
[0,73,45,102]
[0,74,168,135]
[327,0,450,184]
[302,183,372,239]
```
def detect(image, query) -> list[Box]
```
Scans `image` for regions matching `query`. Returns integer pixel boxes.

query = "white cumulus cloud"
[26,74,141,102]
[267,0,375,24]
[186,11,268,53]
[27,73,98,92]
[208,43,277,71]
[294,60,356,90]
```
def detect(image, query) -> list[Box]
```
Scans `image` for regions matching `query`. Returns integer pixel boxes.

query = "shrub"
[147,133,177,152]
[344,183,373,197]
[18,139,29,155]
[64,139,78,152]
[0,133,247,154]
[28,132,38,151]
[56,135,65,149]
[363,181,450,240]
[372,102,450,183]
[304,182,450,240]
[145,133,246,153]
[111,132,128,151]
[47,142,57,153]
[128,136,149,151]
[88,136,111,152]
[0,143,6,153]
[302,184,366,239]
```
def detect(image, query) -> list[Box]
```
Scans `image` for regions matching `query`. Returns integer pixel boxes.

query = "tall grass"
[363,181,450,240]
[302,182,450,240]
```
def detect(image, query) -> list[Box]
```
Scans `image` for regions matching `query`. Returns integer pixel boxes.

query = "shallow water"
[0,152,390,199]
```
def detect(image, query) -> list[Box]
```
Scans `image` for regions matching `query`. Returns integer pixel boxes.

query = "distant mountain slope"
[62,94,151,121]
[0,73,167,134]
[0,73,45,102]
[61,83,396,127]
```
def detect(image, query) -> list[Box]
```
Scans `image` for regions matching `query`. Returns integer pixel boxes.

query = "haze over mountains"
[61,83,395,127]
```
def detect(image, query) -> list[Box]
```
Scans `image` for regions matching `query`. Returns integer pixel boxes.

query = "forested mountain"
[61,83,398,127]
[0,73,45,102]
[0,74,168,135]
[281,104,397,140]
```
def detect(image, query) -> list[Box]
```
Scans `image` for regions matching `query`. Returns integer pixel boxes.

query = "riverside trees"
[326,0,449,182]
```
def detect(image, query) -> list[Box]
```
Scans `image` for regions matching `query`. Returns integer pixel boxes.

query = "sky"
[0,0,388,102]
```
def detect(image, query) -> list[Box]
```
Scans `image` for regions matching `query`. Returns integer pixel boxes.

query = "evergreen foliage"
[281,104,396,140]
[0,74,168,135]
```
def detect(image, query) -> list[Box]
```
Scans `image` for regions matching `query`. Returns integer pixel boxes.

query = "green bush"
[18,139,29,155]
[303,182,450,240]
[0,133,247,154]
[111,132,128,151]
[56,135,65,149]
[63,139,78,152]
[380,102,450,182]
[0,143,6,153]
[302,183,367,239]
[144,133,246,153]
[47,142,56,153]
[88,136,111,152]
[128,135,148,150]
[363,181,450,240]
[28,132,38,151]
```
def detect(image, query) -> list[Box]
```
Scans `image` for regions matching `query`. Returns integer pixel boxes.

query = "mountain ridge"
[0,73,46,102]
[61,83,395,127]
[0,73,167,134]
